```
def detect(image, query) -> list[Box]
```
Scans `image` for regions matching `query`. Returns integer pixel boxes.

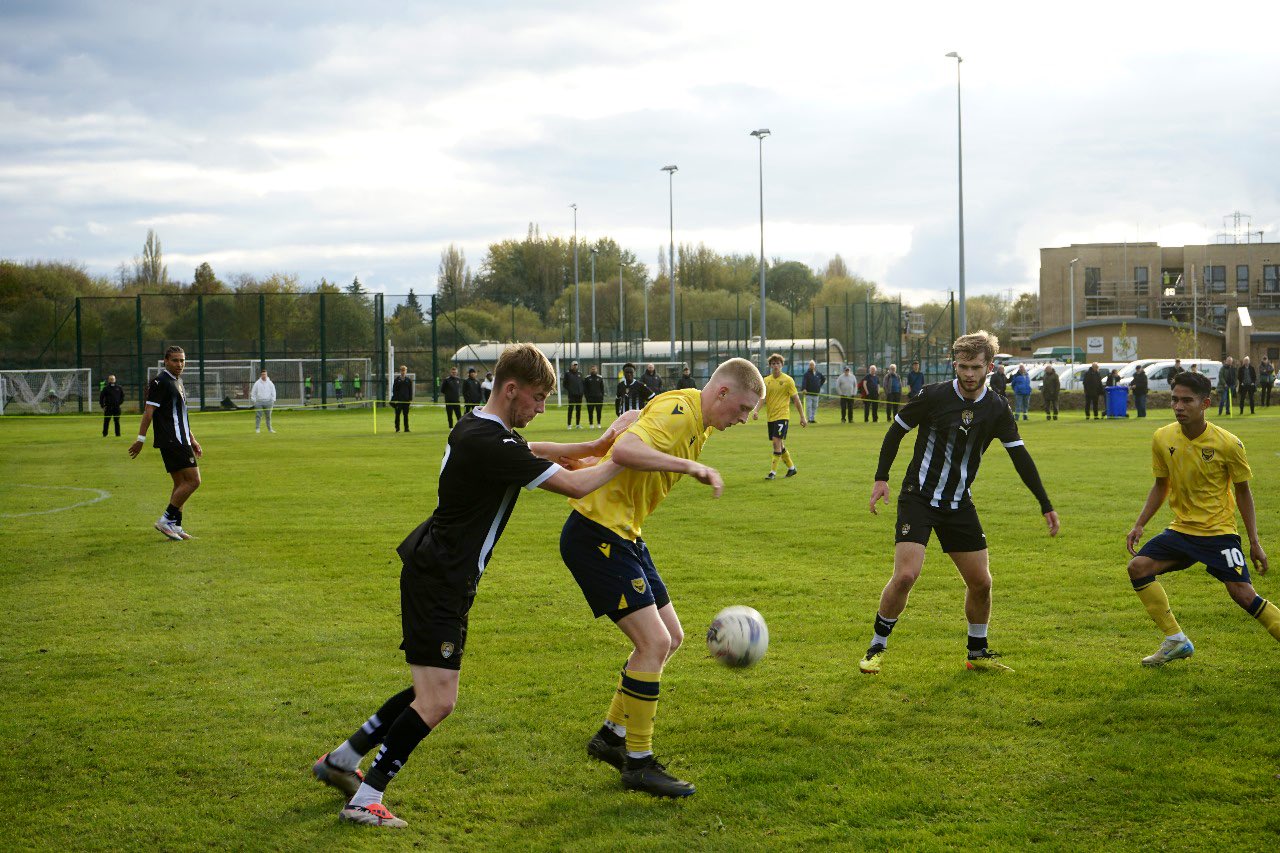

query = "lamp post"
[619,261,627,358]
[1069,258,1079,364]
[750,128,770,370]
[589,247,598,361]
[945,52,966,335]
[661,164,678,360]
[570,203,579,361]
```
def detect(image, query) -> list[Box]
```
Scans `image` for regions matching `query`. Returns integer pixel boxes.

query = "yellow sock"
[606,670,626,729]
[619,669,660,755]
[1133,579,1182,636]
[770,453,780,472]
[1252,599,1280,642]
[781,449,793,469]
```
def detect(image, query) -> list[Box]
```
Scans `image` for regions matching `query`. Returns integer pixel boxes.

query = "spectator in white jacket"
[251,369,277,433]
[835,367,858,423]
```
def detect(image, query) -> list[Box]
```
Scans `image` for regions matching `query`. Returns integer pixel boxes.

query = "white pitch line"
[1,484,113,518]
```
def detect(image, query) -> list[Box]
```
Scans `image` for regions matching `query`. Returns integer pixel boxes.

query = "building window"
[1237,265,1249,293]
[1084,267,1102,296]
[1205,265,1226,293]
[1135,302,1150,318]
[1134,266,1149,295]
[1211,304,1227,325]
[1264,265,1279,294]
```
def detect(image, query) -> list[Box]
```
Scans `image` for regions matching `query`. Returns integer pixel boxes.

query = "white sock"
[626,750,653,760]
[967,623,988,639]
[604,720,625,738]
[327,740,362,771]
[347,781,383,809]
[871,632,891,648]
[1167,631,1188,642]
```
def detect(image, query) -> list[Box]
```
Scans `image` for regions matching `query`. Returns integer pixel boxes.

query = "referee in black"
[128,346,201,541]
[312,342,638,829]
[858,331,1059,676]
[99,373,125,437]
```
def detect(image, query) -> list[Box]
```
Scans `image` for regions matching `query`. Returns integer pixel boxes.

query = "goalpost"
[0,368,92,415]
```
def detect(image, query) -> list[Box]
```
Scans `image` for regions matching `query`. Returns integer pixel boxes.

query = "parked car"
[1120,360,1222,392]
[1060,363,1127,391]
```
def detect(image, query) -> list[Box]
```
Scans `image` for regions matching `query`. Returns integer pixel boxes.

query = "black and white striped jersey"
[395,410,561,595]
[145,369,193,449]
[881,379,1024,509]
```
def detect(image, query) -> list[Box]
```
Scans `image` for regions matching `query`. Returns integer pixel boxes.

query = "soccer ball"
[706,605,769,668]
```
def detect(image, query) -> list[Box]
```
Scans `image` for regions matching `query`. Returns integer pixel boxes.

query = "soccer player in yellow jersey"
[1126,371,1272,666]
[560,357,765,798]
[751,353,806,479]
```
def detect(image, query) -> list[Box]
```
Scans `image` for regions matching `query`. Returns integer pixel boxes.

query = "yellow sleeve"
[1151,435,1169,478]
[1227,438,1252,484]
[786,376,798,397]
[627,406,679,454]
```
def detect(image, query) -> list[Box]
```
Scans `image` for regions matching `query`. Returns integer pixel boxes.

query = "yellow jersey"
[763,372,798,421]
[1151,421,1252,536]
[569,388,712,541]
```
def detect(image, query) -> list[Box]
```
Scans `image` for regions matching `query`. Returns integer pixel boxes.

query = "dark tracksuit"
[1082,368,1104,419]
[391,375,414,431]
[1217,365,1238,415]
[583,374,605,426]
[563,369,585,426]
[99,382,124,436]
[441,375,463,427]
[463,377,483,413]
[860,373,881,422]
[1237,365,1257,414]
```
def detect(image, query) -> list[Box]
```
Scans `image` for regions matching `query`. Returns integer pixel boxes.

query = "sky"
[2,0,1278,304]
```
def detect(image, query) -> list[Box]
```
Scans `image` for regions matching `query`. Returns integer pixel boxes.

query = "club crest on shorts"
[900,523,911,536]
[439,642,455,659]
[632,577,647,594]
[1201,448,1215,461]
[961,410,974,427]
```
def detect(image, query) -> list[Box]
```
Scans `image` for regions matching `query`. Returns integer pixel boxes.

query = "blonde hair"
[709,357,765,397]
[493,343,556,392]
[953,330,998,364]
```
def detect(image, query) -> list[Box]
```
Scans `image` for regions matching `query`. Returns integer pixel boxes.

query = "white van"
[1120,360,1222,392]
[1060,363,1127,391]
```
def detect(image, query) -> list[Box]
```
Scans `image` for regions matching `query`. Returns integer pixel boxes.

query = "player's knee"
[412,694,455,725]
[890,566,921,589]
[1126,557,1152,580]
[967,571,992,596]
[667,624,685,657]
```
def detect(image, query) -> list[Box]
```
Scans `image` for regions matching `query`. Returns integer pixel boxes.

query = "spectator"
[1105,368,1122,387]
[335,374,345,409]
[1083,363,1104,420]
[1260,357,1275,408]
[1217,356,1237,416]
[677,366,697,389]
[801,360,826,424]
[441,366,463,428]
[583,365,605,426]
[463,368,483,414]
[99,373,125,437]
[562,361,585,429]
[481,372,493,403]
[250,369,277,433]
[304,375,313,406]
[1237,356,1257,415]
[859,365,881,423]
[1041,364,1060,420]
[1011,364,1032,421]
[391,365,413,432]
[835,366,857,423]
[1131,363,1149,418]
[988,364,1009,402]
[640,363,663,398]
[353,374,363,401]
[906,360,925,397]
[884,363,904,417]
[617,362,652,413]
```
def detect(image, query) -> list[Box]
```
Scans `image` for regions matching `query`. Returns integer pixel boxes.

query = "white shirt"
[251,377,277,404]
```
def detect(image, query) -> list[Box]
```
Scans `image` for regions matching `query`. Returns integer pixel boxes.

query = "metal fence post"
[74,297,84,411]
[135,295,143,412]
[430,294,439,402]
[258,293,266,371]
[319,292,327,407]
[197,294,206,410]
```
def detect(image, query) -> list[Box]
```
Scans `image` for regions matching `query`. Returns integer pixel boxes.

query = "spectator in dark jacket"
[583,365,606,427]
[906,361,925,397]
[1260,357,1275,408]
[801,360,826,423]
[640,363,663,397]
[1041,365,1061,420]
[1082,363,1104,420]
[99,374,125,437]
[1237,356,1257,414]
[441,366,463,428]
[677,366,697,389]
[859,365,881,423]
[883,364,903,417]
[562,361,585,428]
[988,364,1009,401]
[1217,356,1237,416]
[391,365,414,432]
[462,368,484,413]
[1105,368,1122,387]
[1131,364,1149,418]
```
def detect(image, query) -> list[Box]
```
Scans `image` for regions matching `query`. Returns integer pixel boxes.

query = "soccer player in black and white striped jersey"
[128,346,202,541]
[860,331,1060,675]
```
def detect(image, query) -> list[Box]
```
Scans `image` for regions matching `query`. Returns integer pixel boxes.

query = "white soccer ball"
[706,605,769,668]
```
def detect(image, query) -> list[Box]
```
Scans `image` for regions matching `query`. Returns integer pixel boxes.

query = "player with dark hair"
[1125,370,1273,666]
[128,347,201,541]
[861,331,1059,674]
[753,353,805,479]
[312,343,635,829]
[616,362,652,413]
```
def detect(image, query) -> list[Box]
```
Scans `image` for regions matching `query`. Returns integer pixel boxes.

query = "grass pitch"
[3,401,1279,851]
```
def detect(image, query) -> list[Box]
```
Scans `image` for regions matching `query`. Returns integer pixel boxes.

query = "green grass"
[3,402,1279,851]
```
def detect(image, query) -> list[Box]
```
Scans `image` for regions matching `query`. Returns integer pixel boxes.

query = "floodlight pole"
[945,52,967,335]
[661,165,678,360]
[1069,258,1079,364]
[571,203,579,361]
[589,248,598,361]
[619,261,627,358]
[750,129,771,370]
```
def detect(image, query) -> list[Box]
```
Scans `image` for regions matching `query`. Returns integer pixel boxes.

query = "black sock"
[364,707,432,792]
[967,635,988,653]
[873,613,897,639]
[349,687,415,755]
[596,724,624,747]
[165,504,179,522]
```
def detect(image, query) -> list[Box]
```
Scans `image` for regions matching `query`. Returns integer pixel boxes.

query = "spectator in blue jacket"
[801,360,826,424]
[906,360,925,397]
[1011,364,1032,421]
[858,365,881,423]
[883,364,903,417]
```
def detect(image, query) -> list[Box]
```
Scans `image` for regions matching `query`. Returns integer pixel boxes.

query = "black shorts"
[560,511,670,621]
[1137,529,1252,584]
[895,496,987,553]
[160,446,198,473]
[767,419,789,441]
[399,561,475,670]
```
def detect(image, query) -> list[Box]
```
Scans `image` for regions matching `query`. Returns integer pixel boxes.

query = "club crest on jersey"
[439,642,455,659]
[671,403,685,415]
[961,410,974,426]
[1201,448,1215,461]
[632,577,647,594]
[598,542,611,559]
[900,523,911,536]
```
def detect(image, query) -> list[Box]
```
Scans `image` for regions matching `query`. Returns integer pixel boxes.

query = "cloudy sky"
[2,0,1277,302]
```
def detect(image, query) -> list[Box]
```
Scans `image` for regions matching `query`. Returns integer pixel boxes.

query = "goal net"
[147,358,373,409]
[0,368,92,415]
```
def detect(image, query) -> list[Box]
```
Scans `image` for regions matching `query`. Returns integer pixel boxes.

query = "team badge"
[900,523,911,536]
[961,410,974,426]
[439,642,455,659]
[598,542,611,559]
[672,404,685,415]
[1201,449,1215,461]
[632,577,647,594]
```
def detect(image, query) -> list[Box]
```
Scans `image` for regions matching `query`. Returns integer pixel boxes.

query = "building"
[1035,240,1280,363]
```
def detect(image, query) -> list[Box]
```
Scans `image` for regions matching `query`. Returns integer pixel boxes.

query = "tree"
[768,261,821,314]
[346,276,367,295]
[397,289,425,323]
[191,262,225,294]
[824,254,851,280]
[134,229,168,289]
[437,244,472,308]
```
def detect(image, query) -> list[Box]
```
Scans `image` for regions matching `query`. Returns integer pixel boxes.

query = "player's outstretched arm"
[869,480,891,514]
[610,433,723,497]
[538,460,622,499]
[128,408,155,459]
[1234,481,1269,575]
[1005,444,1057,536]
[530,410,640,469]
[1126,478,1169,556]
